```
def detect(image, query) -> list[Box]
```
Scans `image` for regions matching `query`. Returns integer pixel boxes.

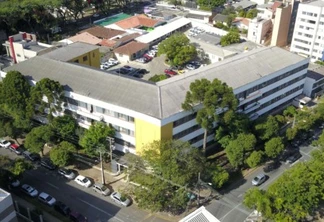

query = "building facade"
[271,4,292,47]
[248,17,272,44]
[0,189,18,222]
[303,64,324,98]
[2,47,309,154]
[290,0,324,62]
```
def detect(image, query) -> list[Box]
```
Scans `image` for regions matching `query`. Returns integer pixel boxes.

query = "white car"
[38,192,56,206]
[110,191,131,207]
[74,175,92,188]
[0,139,11,148]
[186,64,196,70]
[21,184,38,197]
[93,183,111,196]
[108,58,119,65]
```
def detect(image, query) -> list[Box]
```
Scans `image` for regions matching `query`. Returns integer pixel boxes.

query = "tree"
[220,31,240,46]
[246,151,263,168]
[254,115,280,141]
[10,159,32,177]
[203,162,229,188]
[24,125,55,155]
[225,133,256,168]
[51,115,78,141]
[244,188,272,216]
[50,141,76,167]
[182,79,238,152]
[246,9,258,19]
[79,122,115,156]
[238,9,246,17]
[286,127,298,141]
[0,70,34,127]
[158,33,197,66]
[264,137,284,158]
[31,78,65,116]
[197,0,227,8]
[168,0,182,5]
[283,105,297,118]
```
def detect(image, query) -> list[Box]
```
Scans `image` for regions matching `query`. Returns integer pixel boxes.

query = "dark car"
[116,68,129,74]
[263,161,281,173]
[54,201,71,216]
[164,69,177,76]
[286,152,302,164]
[22,151,40,162]
[137,69,149,74]
[40,158,56,170]
[70,211,88,222]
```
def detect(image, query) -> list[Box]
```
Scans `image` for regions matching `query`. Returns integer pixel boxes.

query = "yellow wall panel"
[135,119,173,154]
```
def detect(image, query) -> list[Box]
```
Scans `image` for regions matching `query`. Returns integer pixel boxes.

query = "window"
[96,106,105,113]
[16,54,21,57]
[308,20,316,24]
[74,59,79,63]
[83,56,88,62]
[93,52,95,58]
[78,101,87,109]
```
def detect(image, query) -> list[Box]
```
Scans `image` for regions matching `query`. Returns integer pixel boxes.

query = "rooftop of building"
[0,188,10,201]
[114,14,162,29]
[307,63,324,80]
[40,42,100,61]
[113,41,148,55]
[302,0,324,7]
[4,47,306,120]
[179,206,220,222]
[68,32,102,45]
[233,0,257,9]
[80,26,126,40]
[135,17,191,44]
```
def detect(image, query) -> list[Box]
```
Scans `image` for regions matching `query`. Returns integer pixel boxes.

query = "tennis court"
[94,13,131,26]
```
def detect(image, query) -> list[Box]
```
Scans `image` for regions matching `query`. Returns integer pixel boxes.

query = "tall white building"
[291,0,324,62]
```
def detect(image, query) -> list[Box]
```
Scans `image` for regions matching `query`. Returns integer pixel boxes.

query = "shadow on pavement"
[219,171,246,195]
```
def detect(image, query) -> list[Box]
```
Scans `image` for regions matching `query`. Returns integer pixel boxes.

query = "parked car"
[137,69,149,74]
[92,183,111,196]
[38,192,56,206]
[164,69,177,76]
[123,65,134,71]
[116,68,130,74]
[252,174,266,186]
[263,161,281,173]
[136,58,147,63]
[108,58,119,65]
[10,179,20,188]
[69,211,88,222]
[0,139,11,148]
[143,54,152,61]
[74,175,92,188]
[54,201,71,216]
[147,50,156,57]
[58,168,76,180]
[110,191,131,207]
[100,64,109,70]
[286,152,302,164]
[40,158,56,170]
[186,63,196,70]
[21,184,38,197]
[177,69,186,74]
[22,151,40,162]
[9,144,24,155]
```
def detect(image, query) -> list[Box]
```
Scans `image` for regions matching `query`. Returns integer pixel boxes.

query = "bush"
[214,22,224,29]
[149,74,168,82]
[220,31,240,46]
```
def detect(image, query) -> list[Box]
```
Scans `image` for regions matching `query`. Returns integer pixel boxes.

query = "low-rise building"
[113,41,149,62]
[0,188,18,222]
[2,47,309,154]
[2,32,52,64]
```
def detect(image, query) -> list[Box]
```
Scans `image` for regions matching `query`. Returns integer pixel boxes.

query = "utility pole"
[107,136,115,163]
[99,151,105,184]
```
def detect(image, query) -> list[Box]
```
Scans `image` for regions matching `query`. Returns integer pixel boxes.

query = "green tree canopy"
[148,74,168,82]
[264,137,284,158]
[51,115,78,141]
[246,151,263,168]
[225,133,256,168]
[220,31,240,46]
[182,78,238,151]
[79,122,115,156]
[50,141,76,167]
[246,9,258,19]
[158,33,197,66]
[24,125,55,155]
[254,115,280,141]
[197,0,227,8]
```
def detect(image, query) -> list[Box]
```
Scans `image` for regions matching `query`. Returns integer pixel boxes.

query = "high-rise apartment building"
[290,0,324,62]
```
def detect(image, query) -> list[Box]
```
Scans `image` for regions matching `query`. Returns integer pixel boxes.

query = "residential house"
[232,18,250,30]
[248,17,272,44]
[67,32,102,45]
[113,41,149,62]
[233,0,257,11]
[211,14,229,26]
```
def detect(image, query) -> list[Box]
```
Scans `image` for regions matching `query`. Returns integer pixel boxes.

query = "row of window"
[245,85,304,116]
[67,98,135,123]
[300,18,316,24]
[173,124,200,140]
[115,138,135,148]
[293,44,310,52]
[173,113,197,127]
[294,38,310,45]
[188,130,214,145]
[236,64,308,99]
[313,78,324,89]
[301,12,318,17]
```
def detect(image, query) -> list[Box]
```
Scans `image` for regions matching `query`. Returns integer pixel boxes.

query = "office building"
[290,0,324,62]
[1,47,308,154]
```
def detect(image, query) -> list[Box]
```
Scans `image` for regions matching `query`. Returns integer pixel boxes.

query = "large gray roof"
[40,42,100,62]
[4,47,306,120]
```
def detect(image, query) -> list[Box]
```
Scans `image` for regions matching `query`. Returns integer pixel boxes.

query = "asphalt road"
[0,148,170,222]
[206,128,323,222]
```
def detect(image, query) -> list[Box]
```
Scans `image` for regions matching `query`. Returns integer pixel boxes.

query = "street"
[206,128,322,222]
[0,148,172,222]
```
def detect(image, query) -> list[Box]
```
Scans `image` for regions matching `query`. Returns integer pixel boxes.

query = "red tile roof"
[99,33,141,48]
[115,14,161,29]
[68,32,102,45]
[113,41,148,56]
[80,26,126,40]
